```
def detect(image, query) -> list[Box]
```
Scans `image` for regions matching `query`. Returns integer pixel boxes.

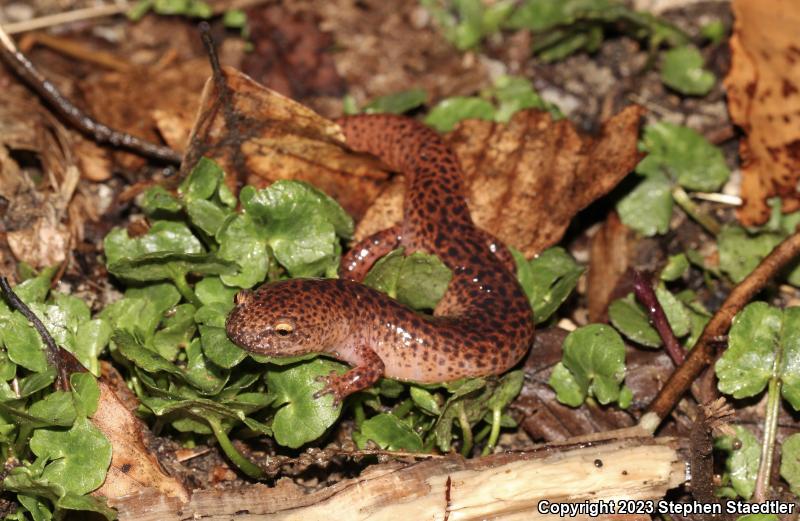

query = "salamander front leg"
[314,345,385,405]
[339,225,402,282]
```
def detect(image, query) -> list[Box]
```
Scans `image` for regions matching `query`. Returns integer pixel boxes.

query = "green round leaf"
[354,413,423,451]
[267,359,347,448]
[29,417,112,496]
[424,97,495,132]
[716,302,780,399]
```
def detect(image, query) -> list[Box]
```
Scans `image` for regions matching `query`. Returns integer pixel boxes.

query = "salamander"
[226,114,534,403]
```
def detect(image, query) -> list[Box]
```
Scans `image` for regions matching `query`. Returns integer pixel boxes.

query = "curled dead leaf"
[356,105,645,257]
[152,108,194,154]
[74,140,112,182]
[725,0,800,225]
[182,67,388,218]
[92,380,188,504]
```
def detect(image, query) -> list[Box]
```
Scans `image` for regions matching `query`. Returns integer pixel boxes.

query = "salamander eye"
[274,322,294,337]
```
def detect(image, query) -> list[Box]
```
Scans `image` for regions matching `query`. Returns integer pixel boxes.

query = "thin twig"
[632,270,685,365]
[19,32,132,72]
[2,4,130,35]
[198,22,246,187]
[0,277,68,390]
[642,230,800,429]
[0,24,181,164]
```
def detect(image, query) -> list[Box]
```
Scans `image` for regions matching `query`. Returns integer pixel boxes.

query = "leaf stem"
[482,408,502,456]
[456,402,473,457]
[207,417,265,479]
[172,273,201,307]
[753,374,782,501]
[632,270,685,365]
[672,186,721,236]
[13,423,33,459]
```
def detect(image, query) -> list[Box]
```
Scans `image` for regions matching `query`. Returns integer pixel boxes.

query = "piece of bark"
[111,436,685,521]
[587,212,638,323]
[355,105,645,258]
[725,0,800,225]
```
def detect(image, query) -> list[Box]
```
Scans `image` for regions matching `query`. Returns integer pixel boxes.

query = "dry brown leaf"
[92,380,188,503]
[725,0,800,225]
[74,139,112,182]
[182,67,389,219]
[152,108,194,154]
[356,105,645,257]
[0,81,78,269]
[6,212,69,267]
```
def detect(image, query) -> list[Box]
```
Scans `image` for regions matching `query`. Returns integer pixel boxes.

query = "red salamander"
[226,114,534,402]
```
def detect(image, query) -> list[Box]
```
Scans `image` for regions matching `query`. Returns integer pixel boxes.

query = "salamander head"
[225,278,350,357]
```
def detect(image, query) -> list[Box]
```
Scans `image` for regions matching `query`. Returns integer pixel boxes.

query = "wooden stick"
[0,24,181,163]
[643,230,800,428]
[2,4,129,35]
[111,436,686,520]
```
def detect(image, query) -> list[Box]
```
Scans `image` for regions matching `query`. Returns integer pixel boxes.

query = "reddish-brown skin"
[226,114,534,403]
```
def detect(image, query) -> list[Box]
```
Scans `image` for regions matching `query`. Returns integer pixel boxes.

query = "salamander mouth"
[225,306,255,350]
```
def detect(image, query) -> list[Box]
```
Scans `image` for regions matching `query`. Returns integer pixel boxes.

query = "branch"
[0,24,181,164]
[0,277,68,389]
[642,230,800,428]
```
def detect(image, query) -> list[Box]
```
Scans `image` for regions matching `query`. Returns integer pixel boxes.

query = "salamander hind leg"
[314,345,385,405]
[339,225,402,282]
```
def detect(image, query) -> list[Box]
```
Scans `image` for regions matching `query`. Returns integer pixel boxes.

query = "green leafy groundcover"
[0,157,583,519]
[421,0,715,96]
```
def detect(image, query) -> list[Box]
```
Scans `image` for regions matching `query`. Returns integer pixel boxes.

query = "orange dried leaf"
[356,105,645,257]
[725,0,800,225]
